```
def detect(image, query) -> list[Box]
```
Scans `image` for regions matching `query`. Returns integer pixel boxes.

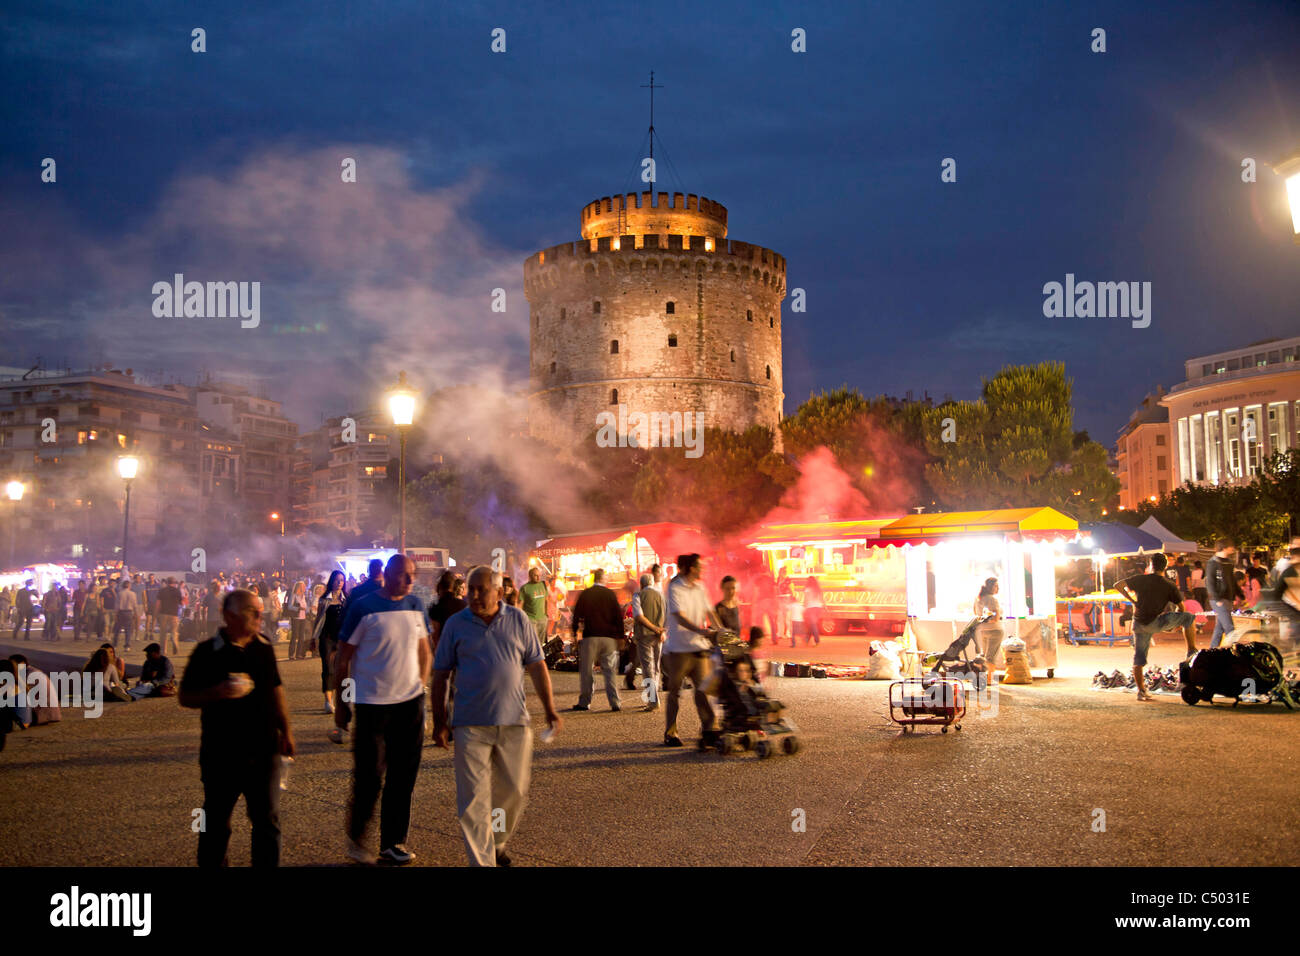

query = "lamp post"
[116,456,139,575]
[270,511,285,572]
[5,480,23,569]
[387,371,417,556]
[1274,148,1300,244]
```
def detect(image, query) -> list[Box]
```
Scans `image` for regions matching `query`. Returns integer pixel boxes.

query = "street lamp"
[5,480,23,568]
[1274,147,1300,243]
[387,371,417,555]
[116,456,139,575]
[270,511,285,572]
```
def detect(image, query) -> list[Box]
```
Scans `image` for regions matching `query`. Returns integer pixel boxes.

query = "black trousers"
[349,694,425,850]
[198,755,281,868]
[12,610,34,641]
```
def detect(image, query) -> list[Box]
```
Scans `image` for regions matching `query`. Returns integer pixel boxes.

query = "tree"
[780,387,935,512]
[1117,481,1288,549]
[630,425,795,537]
[919,362,1117,520]
[1259,449,1300,538]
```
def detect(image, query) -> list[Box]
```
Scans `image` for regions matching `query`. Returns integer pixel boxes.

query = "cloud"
[5,143,530,420]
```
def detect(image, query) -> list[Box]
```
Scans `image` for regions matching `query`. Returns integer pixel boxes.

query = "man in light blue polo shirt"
[432,565,562,867]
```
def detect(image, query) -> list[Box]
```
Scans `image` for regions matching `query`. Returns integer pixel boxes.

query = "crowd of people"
[5,534,1297,864]
[171,550,781,869]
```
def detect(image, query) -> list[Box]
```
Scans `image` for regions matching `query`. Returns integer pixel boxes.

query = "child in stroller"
[700,627,800,758]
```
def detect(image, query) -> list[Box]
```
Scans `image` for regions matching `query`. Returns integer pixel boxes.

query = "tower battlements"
[581,191,728,240]
[526,235,784,276]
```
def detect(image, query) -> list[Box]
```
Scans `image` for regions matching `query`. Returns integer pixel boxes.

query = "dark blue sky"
[3,0,1299,442]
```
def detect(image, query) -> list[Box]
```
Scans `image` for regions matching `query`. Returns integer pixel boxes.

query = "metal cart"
[889,676,966,734]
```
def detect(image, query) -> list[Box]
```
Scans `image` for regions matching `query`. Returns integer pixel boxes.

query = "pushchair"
[699,631,800,758]
[922,613,993,690]
[1179,641,1296,709]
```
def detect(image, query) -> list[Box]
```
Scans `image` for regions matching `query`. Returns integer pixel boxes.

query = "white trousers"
[452,724,534,866]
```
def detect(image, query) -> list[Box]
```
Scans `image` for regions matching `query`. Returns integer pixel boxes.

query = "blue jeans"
[1209,600,1235,648]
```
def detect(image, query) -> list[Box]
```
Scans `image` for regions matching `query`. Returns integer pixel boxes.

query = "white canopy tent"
[1138,517,1200,554]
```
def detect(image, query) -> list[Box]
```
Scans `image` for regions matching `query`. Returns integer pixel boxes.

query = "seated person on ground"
[128,643,176,699]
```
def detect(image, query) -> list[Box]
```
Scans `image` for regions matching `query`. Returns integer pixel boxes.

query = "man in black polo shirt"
[1115,553,1197,702]
[179,588,295,867]
[570,568,625,712]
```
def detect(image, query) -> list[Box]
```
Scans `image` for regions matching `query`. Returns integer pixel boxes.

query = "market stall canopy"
[1137,517,1201,554]
[746,518,901,548]
[532,522,708,560]
[1062,522,1164,558]
[873,507,1079,548]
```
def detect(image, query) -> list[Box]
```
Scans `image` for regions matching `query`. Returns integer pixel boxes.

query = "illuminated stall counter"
[875,508,1081,678]
[530,522,709,601]
[745,518,907,638]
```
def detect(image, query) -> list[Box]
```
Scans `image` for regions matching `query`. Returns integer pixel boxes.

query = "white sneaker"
[346,838,376,865]
[379,844,415,865]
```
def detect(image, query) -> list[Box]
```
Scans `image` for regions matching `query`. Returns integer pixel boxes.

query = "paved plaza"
[1,626,1296,867]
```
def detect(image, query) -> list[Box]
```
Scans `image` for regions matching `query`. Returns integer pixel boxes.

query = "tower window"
[765,365,771,380]
[769,316,774,328]
[560,308,566,321]
[730,349,735,363]
[747,310,753,322]
[666,301,675,314]
[550,362,556,374]
[610,340,619,354]
[611,389,619,404]
[593,300,601,314]
[668,335,678,348]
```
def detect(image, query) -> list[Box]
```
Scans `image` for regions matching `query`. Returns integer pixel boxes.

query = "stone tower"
[525,190,785,452]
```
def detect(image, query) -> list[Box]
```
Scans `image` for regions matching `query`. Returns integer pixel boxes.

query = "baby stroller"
[1179,641,1296,709]
[922,614,993,690]
[700,631,800,758]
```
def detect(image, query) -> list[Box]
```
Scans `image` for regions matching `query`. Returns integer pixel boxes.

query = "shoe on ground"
[495,849,512,867]
[569,703,589,711]
[663,733,683,747]
[379,844,415,865]
[324,699,334,715]
[610,702,622,712]
[346,838,377,865]
[328,728,347,745]
[643,702,659,712]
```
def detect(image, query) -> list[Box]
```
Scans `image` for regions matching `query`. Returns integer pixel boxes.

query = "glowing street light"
[1274,148,1300,243]
[387,371,418,554]
[5,480,23,568]
[271,511,285,571]
[117,455,139,574]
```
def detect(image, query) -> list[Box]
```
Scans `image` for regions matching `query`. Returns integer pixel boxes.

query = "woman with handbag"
[312,571,347,714]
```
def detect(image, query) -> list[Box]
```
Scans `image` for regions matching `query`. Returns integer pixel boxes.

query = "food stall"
[873,507,1080,678]
[745,518,907,638]
[530,522,709,601]
[1058,523,1165,646]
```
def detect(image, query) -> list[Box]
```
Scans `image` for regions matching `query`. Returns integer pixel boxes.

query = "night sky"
[3,0,1299,442]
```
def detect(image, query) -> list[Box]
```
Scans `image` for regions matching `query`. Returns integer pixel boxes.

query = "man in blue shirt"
[333,554,429,866]
[432,565,562,867]
[349,558,385,604]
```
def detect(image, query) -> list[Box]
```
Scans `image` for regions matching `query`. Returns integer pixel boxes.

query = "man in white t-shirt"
[333,554,430,866]
[661,553,721,748]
